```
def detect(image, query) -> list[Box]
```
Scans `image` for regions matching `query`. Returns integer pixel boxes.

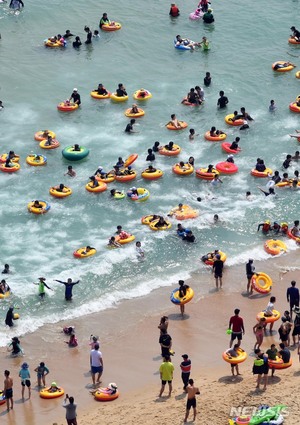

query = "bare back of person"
[186,384,200,398]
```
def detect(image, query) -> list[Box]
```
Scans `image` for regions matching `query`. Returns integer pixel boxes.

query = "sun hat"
[21,363,29,369]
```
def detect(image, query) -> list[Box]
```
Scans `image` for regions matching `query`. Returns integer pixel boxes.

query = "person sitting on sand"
[94,83,108,95]
[108,236,121,248]
[225,344,241,376]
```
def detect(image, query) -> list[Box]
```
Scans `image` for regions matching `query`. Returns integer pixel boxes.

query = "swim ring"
[0,163,20,173]
[127,188,150,202]
[94,387,119,401]
[0,390,5,405]
[112,191,125,200]
[189,9,203,20]
[172,163,194,175]
[124,153,138,168]
[62,146,90,161]
[166,121,188,130]
[225,114,244,126]
[44,40,65,48]
[159,144,181,156]
[110,93,128,102]
[0,291,10,299]
[250,168,272,178]
[222,347,247,364]
[40,387,65,399]
[268,357,292,370]
[39,139,60,149]
[141,215,156,225]
[26,155,47,166]
[276,180,300,187]
[296,71,300,79]
[215,162,238,174]
[90,91,111,99]
[195,167,219,180]
[169,205,199,220]
[115,234,135,245]
[34,130,56,141]
[141,169,163,180]
[49,186,72,198]
[288,38,300,45]
[221,142,241,154]
[115,172,137,182]
[256,310,281,324]
[57,102,79,112]
[73,247,96,258]
[174,39,192,50]
[204,131,227,142]
[251,273,272,294]
[27,200,50,214]
[272,61,295,72]
[170,287,194,305]
[86,182,107,193]
[124,108,145,118]
[289,102,300,113]
[95,174,115,183]
[101,22,121,32]
[202,251,227,266]
[287,229,300,243]
[0,153,20,163]
[264,240,287,256]
[133,89,152,101]
[149,219,172,231]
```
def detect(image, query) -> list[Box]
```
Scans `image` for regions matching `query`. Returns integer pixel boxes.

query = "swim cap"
[265,220,271,224]
[73,88,78,92]
[51,382,57,387]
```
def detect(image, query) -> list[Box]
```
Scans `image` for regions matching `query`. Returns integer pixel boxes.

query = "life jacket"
[170,5,179,16]
[262,223,270,232]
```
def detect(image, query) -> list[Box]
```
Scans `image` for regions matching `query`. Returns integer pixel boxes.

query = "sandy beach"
[0,250,299,425]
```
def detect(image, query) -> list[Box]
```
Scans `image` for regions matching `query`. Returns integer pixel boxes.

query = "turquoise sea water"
[0,0,299,345]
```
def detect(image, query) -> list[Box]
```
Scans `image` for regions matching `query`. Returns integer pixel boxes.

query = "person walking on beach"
[253,317,266,350]
[34,362,49,387]
[54,278,80,301]
[158,355,174,397]
[159,329,172,358]
[178,280,189,317]
[33,277,53,300]
[90,343,103,386]
[19,362,31,400]
[180,354,192,391]
[212,254,224,290]
[246,259,255,294]
[158,316,169,334]
[252,349,268,391]
[63,394,77,425]
[183,379,200,423]
[225,344,241,376]
[228,309,245,348]
[287,280,299,319]
[3,370,13,411]
[292,306,300,345]
[266,344,278,377]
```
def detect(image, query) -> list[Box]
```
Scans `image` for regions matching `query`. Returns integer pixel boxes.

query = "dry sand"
[0,251,299,425]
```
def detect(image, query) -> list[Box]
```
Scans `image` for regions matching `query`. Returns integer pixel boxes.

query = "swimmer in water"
[189,129,198,141]
[94,84,108,95]
[64,165,76,177]
[54,278,80,301]
[107,236,121,248]
[72,36,82,48]
[136,241,145,259]
[125,119,138,133]
[230,137,240,150]
[167,114,183,129]
[89,176,99,188]
[116,83,127,97]
[69,88,81,105]
[217,91,228,109]
[204,71,211,87]
[269,99,277,112]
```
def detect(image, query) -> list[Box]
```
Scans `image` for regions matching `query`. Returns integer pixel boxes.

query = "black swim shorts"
[161,380,172,385]
[231,332,242,341]
[21,379,31,387]
[186,397,196,410]
[5,388,13,399]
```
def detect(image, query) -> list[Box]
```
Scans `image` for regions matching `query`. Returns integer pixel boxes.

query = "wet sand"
[0,250,299,424]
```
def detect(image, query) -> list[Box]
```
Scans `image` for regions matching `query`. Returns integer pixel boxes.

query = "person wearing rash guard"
[204,72,211,87]
[203,8,214,23]
[217,91,229,109]
[72,36,82,48]
[152,141,161,152]
[84,26,92,44]
[257,220,271,234]
[146,149,155,162]
[116,83,127,97]
[54,278,80,301]
[63,30,74,38]
[291,26,300,42]
[69,88,81,105]
[94,84,108,95]
[169,3,180,17]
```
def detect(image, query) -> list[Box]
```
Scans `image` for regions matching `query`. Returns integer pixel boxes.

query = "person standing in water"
[33,277,53,300]
[178,280,189,317]
[9,0,24,10]
[54,278,80,301]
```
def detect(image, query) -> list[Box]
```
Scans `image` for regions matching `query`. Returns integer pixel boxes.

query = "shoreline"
[0,249,299,424]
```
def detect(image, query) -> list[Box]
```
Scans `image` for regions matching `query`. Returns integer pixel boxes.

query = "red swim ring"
[221,142,241,154]
[215,162,238,174]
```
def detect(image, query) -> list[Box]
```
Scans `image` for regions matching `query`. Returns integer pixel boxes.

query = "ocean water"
[0,0,299,345]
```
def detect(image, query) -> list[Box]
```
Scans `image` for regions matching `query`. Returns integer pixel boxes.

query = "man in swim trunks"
[217,91,229,109]
[159,329,172,358]
[228,308,245,347]
[4,370,13,411]
[183,379,200,423]
[212,254,223,289]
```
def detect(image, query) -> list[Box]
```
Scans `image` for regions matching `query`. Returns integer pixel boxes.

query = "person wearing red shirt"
[169,3,180,17]
[228,309,245,347]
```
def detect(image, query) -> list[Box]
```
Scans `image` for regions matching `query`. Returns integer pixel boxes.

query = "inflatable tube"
[101,22,121,32]
[221,142,241,154]
[124,153,138,168]
[0,163,20,173]
[287,229,300,243]
[40,387,65,399]
[0,390,6,406]
[124,108,145,118]
[225,114,244,126]
[141,215,156,225]
[172,163,194,175]
[0,153,20,163]
[256,310,281,324]
[94,388,119,401]
[0,291,10,300]
[62,146,89,161]
[174,40,192,50]
[112,191,125,200]
[127,188,150,202]
[222,347,247,364]
[57,102,79,112]
[272,61,294,72]
[195,167,219,180]
[289,102,300,113]
[276,180,300,187]
[216,162,238,174]
[166,121,188,130]
[204,131,227,142]
[250,168,272,178]
[73,247,96,258]
[95,174,115,183]
[189,9,204,20]
[159,144,181,156]
[268,357,292,370]
[203,251,227,266]
[289,37,300,45]
[141,169,163,180]
[235,416,251,425]
[49,186,72,198]
[90,91,111,99]
[181,97,200,106]
[133,89,152,101]
[170,287,194,305]
[34,130,56,141]
[27,200,50,214]
[13,313,20,320]
[264,240,287,256]
[39,139,60,149]
[26,154,47,166]
[86,182,107,193]
[44,40,64,48]
[296,71,300,79]
[169,205,199,220]
[110,93,128,102]
[115,234,135,245]
[251,273,272,294]
[149,219,172,231]
[115,172,137,182]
